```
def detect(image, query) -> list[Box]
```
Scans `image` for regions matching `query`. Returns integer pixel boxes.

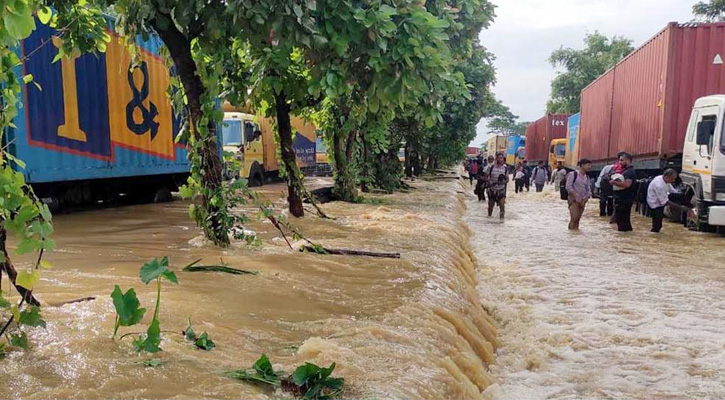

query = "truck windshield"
[555,143,566,157]
[222,120,242,146]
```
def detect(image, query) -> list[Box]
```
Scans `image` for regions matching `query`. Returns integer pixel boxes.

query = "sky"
[472,0,697,147]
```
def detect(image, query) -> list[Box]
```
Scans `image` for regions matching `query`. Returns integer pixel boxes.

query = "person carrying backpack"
[486,152,509,219]
[565,159,593,230]
[596,164,615,217]
[531,161,548,192]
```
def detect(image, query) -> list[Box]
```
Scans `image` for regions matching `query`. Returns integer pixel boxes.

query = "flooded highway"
[1,178,495,400]
[3,176,725,399]
[468,185,725,400]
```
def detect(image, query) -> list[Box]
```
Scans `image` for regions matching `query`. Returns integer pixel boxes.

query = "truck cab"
[681,95,725,229]
[549,138,566,171]
[222,112,264,185]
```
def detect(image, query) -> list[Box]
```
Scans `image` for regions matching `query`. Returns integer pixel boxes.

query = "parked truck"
[4,22,197,209]
[577,22,725,231]
[222,105,316,186]
[486,135,507,158]
[525,114,570,166]
[564,113,580,170]
[506,135,525,166]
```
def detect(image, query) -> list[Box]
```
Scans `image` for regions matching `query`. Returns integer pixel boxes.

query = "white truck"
[680,95,725,231]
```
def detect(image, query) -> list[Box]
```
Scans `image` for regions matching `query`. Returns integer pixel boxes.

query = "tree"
[106,0,235,246]
[220,2,324,218]
[693,0,725,21]
[547,32,634,114]
[1,0,109,348]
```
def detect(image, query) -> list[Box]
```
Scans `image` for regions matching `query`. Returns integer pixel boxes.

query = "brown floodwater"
[1,177,496,400]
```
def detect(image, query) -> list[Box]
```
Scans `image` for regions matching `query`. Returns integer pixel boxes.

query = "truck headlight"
[716,193,725,202]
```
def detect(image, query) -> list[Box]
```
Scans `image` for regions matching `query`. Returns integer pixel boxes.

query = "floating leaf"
[194,332,215,350]
[40,260,53,269]
[225,354,281,386]
[142,359,164,368]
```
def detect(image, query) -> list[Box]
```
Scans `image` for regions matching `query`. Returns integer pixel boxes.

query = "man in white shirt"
[647,169,678,233]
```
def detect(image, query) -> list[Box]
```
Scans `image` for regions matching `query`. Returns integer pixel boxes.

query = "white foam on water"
[466,187,725,400]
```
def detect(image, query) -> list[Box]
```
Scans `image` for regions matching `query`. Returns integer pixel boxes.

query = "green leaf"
[0,343,6,359]
[111,285,146,334]
[16,269,40,290]
[19,306,46,328]
[3,8,36,39]
[0,292,10,309]
[38,7,53,25]
[194,332,215,350]
[184,317,197,341]
[22,74,33,84]
[133,319,161,353]
[140,257,170,284]
[293,362,321,386]
[10,332,29,350]
[161,270,178,285]
[142,359,164,368]
[225,354,281,386]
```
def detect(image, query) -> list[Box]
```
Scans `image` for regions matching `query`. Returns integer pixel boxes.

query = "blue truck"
[4,22,199,209]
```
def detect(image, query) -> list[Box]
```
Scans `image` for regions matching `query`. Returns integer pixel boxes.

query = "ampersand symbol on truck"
[125,62,160,140]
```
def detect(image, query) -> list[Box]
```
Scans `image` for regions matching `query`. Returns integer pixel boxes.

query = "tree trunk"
[274,91,304,218]
[360,131,370,193]
[0,228,40,306]
[404,143,413,178]
[332,128,359,202]
[153,20,227,246]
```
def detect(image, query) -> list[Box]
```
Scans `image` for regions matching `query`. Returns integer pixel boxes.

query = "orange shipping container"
[580,22,725,164]
[525,114,570,163]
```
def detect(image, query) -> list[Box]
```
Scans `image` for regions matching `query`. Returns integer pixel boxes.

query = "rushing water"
[1,177,496,400]
[467,184,725,400]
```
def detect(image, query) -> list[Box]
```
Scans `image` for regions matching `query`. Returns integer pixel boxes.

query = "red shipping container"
[580,22,725,164]
[525,114,570,163]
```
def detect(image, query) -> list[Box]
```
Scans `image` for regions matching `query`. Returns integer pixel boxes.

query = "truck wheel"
[248,163,264,187]
[153,187,173,203]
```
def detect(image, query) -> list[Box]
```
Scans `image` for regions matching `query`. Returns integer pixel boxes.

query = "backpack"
[560,171,578,201]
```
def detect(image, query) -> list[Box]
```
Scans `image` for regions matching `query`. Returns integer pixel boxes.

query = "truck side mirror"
[696,119,715,146]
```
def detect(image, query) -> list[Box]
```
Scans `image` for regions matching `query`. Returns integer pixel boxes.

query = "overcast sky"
[472,0,696,147]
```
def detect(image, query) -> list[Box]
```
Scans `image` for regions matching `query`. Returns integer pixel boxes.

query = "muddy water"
[1,177,496,399]
[467,185,725,400]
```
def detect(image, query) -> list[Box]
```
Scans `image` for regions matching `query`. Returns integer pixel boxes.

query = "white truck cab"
[681,95,725,228]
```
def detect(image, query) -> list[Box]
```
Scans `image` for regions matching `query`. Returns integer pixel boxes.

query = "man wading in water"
[486,152,509,219]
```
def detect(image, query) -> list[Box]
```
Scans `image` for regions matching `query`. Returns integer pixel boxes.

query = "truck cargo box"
[525,114,570,163]
[579,22,725,166]
[8,22,191,187]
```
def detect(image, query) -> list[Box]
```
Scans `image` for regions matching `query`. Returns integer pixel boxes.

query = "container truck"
[221,108,317,186]
[486,135,507,158]
[524,114,570,165]
[548,138,567,171]
[578,22,725,231]
[506,135,525,166]
[564,113,580,169]
[4,21,197,209]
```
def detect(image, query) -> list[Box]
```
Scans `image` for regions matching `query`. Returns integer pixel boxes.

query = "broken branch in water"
[181,258,258,275]
[183,265,258,275]
[299,245,401,259]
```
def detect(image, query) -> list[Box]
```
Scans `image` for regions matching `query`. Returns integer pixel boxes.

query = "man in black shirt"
[610,153,636,232]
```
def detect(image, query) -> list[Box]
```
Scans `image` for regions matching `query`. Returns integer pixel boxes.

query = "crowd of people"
[464,152,688,233]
